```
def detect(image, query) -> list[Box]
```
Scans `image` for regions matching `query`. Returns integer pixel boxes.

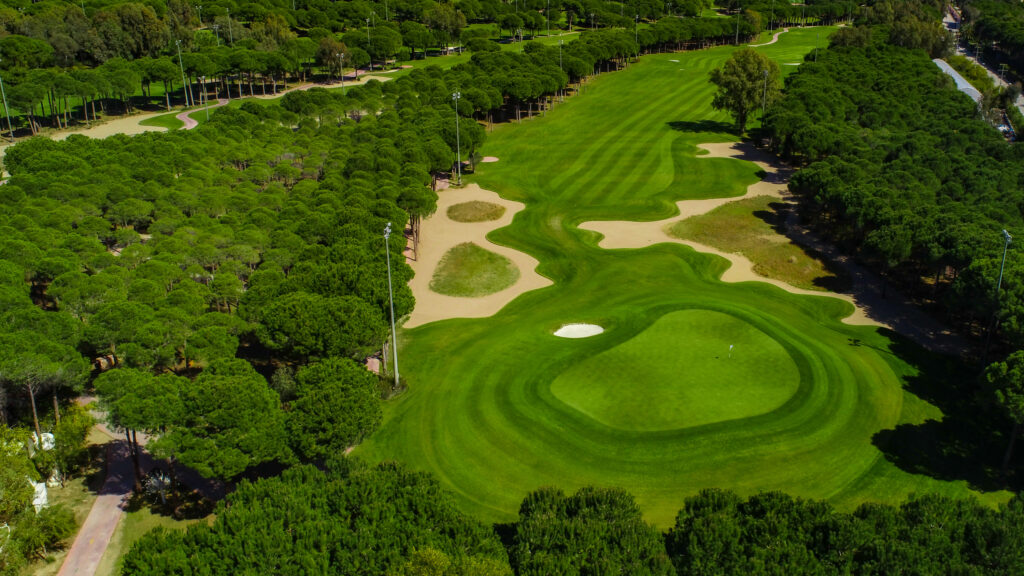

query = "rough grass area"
[138,113,183,131]
[668,195,848,292]
[429,242,520,297]
[447,201,507,222]
[94,506,204,576]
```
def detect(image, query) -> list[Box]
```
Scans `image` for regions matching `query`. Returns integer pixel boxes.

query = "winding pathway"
[749,28,789,47]
[175,98,228,129]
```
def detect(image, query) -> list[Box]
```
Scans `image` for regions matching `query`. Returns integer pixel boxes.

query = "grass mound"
[429,242,520,297]
[448,201,507,222]
[668,196,848,291]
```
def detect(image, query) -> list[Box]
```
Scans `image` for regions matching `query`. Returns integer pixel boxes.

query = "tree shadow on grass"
[666,120,736,134]
[870,331,1015,493]
[751,201,853,293]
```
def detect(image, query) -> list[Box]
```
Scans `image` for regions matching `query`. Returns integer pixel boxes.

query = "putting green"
[357,27,1011,528]
[550,309,800,431]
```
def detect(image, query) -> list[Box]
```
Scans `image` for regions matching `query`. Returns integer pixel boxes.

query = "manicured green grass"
[356,26,1011,528]
[551,309,800,430]
[447,201,507,222]
[669,195,846,291]
[430,242,520,296]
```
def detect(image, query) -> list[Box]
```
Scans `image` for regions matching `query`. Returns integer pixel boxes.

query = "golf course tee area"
[355,28,1011,528]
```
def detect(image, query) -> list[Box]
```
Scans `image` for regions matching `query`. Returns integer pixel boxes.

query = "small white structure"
[553,323,604,338]
[31,481,48,513]
[36,432,55,451]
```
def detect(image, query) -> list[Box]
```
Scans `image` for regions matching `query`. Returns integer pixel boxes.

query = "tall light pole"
[635,14,639,58]
[226,8,234,44]
[197,4,202,24]
[590,12,595,29]
[175,40,191,107]
[337,52,346,92]
[761,69,768,120]
[769,0,775,32]
[452,91,462,185]
[367,18,373,71]
[0,59,13,142]
[735,13,739,45]
[547,0,550,36]
[383,222,400,388]
[212,23,220,45]
[983,230,1013,365]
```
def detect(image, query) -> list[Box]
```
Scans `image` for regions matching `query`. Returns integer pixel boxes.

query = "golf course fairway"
[356,27,1011,527]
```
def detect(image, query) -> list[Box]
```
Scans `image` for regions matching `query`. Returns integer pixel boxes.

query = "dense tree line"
[0,0,863,134]
[121,462,1024,575]
[121,461,512,576]
[765,11,1024,351]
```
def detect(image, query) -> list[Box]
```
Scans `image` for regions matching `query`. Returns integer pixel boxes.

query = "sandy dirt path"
[750,28,789,47]
[405,182,552,328]
[177,98,228,129]
[580,142,878,327]
[56,440,133,576]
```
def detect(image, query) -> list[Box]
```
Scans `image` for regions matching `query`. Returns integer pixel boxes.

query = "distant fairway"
[357,27,1010,527]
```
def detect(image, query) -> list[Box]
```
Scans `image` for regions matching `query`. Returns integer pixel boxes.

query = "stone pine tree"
[986,350,1024,477]
[708,47,781,133]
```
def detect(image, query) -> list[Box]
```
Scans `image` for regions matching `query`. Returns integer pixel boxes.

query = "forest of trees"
[765,0,1024,354]
[0,0,860,134]
[121,463,1024,575]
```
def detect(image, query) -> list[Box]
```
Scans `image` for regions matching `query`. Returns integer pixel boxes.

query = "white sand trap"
[669,59,679,62]
[554,323,604,338]
[783,63,801,66]
[480,156,500,163]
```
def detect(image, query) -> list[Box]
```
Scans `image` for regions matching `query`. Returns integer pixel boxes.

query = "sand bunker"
[480,156,500,163]
[405,183,552,328]
[554,324,604,338]
[578,141,879,327]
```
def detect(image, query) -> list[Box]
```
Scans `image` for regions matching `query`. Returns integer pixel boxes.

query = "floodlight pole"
[547,0,550,36]
[0,60,13,142]
[383,222,400,387]
[176,40,191,107]
[452,91,462,185]
[761,69,768,120]
[337,52,346,93]
[735,14,739,45]
[635,15,639,58]
[770,0,775,32]
[982,229,1013,365]
[227,8,234,44]
[367,18,373,71]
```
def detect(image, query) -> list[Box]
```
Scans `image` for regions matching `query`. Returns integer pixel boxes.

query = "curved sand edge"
[579,141,880,327]
[405,182,552,328]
